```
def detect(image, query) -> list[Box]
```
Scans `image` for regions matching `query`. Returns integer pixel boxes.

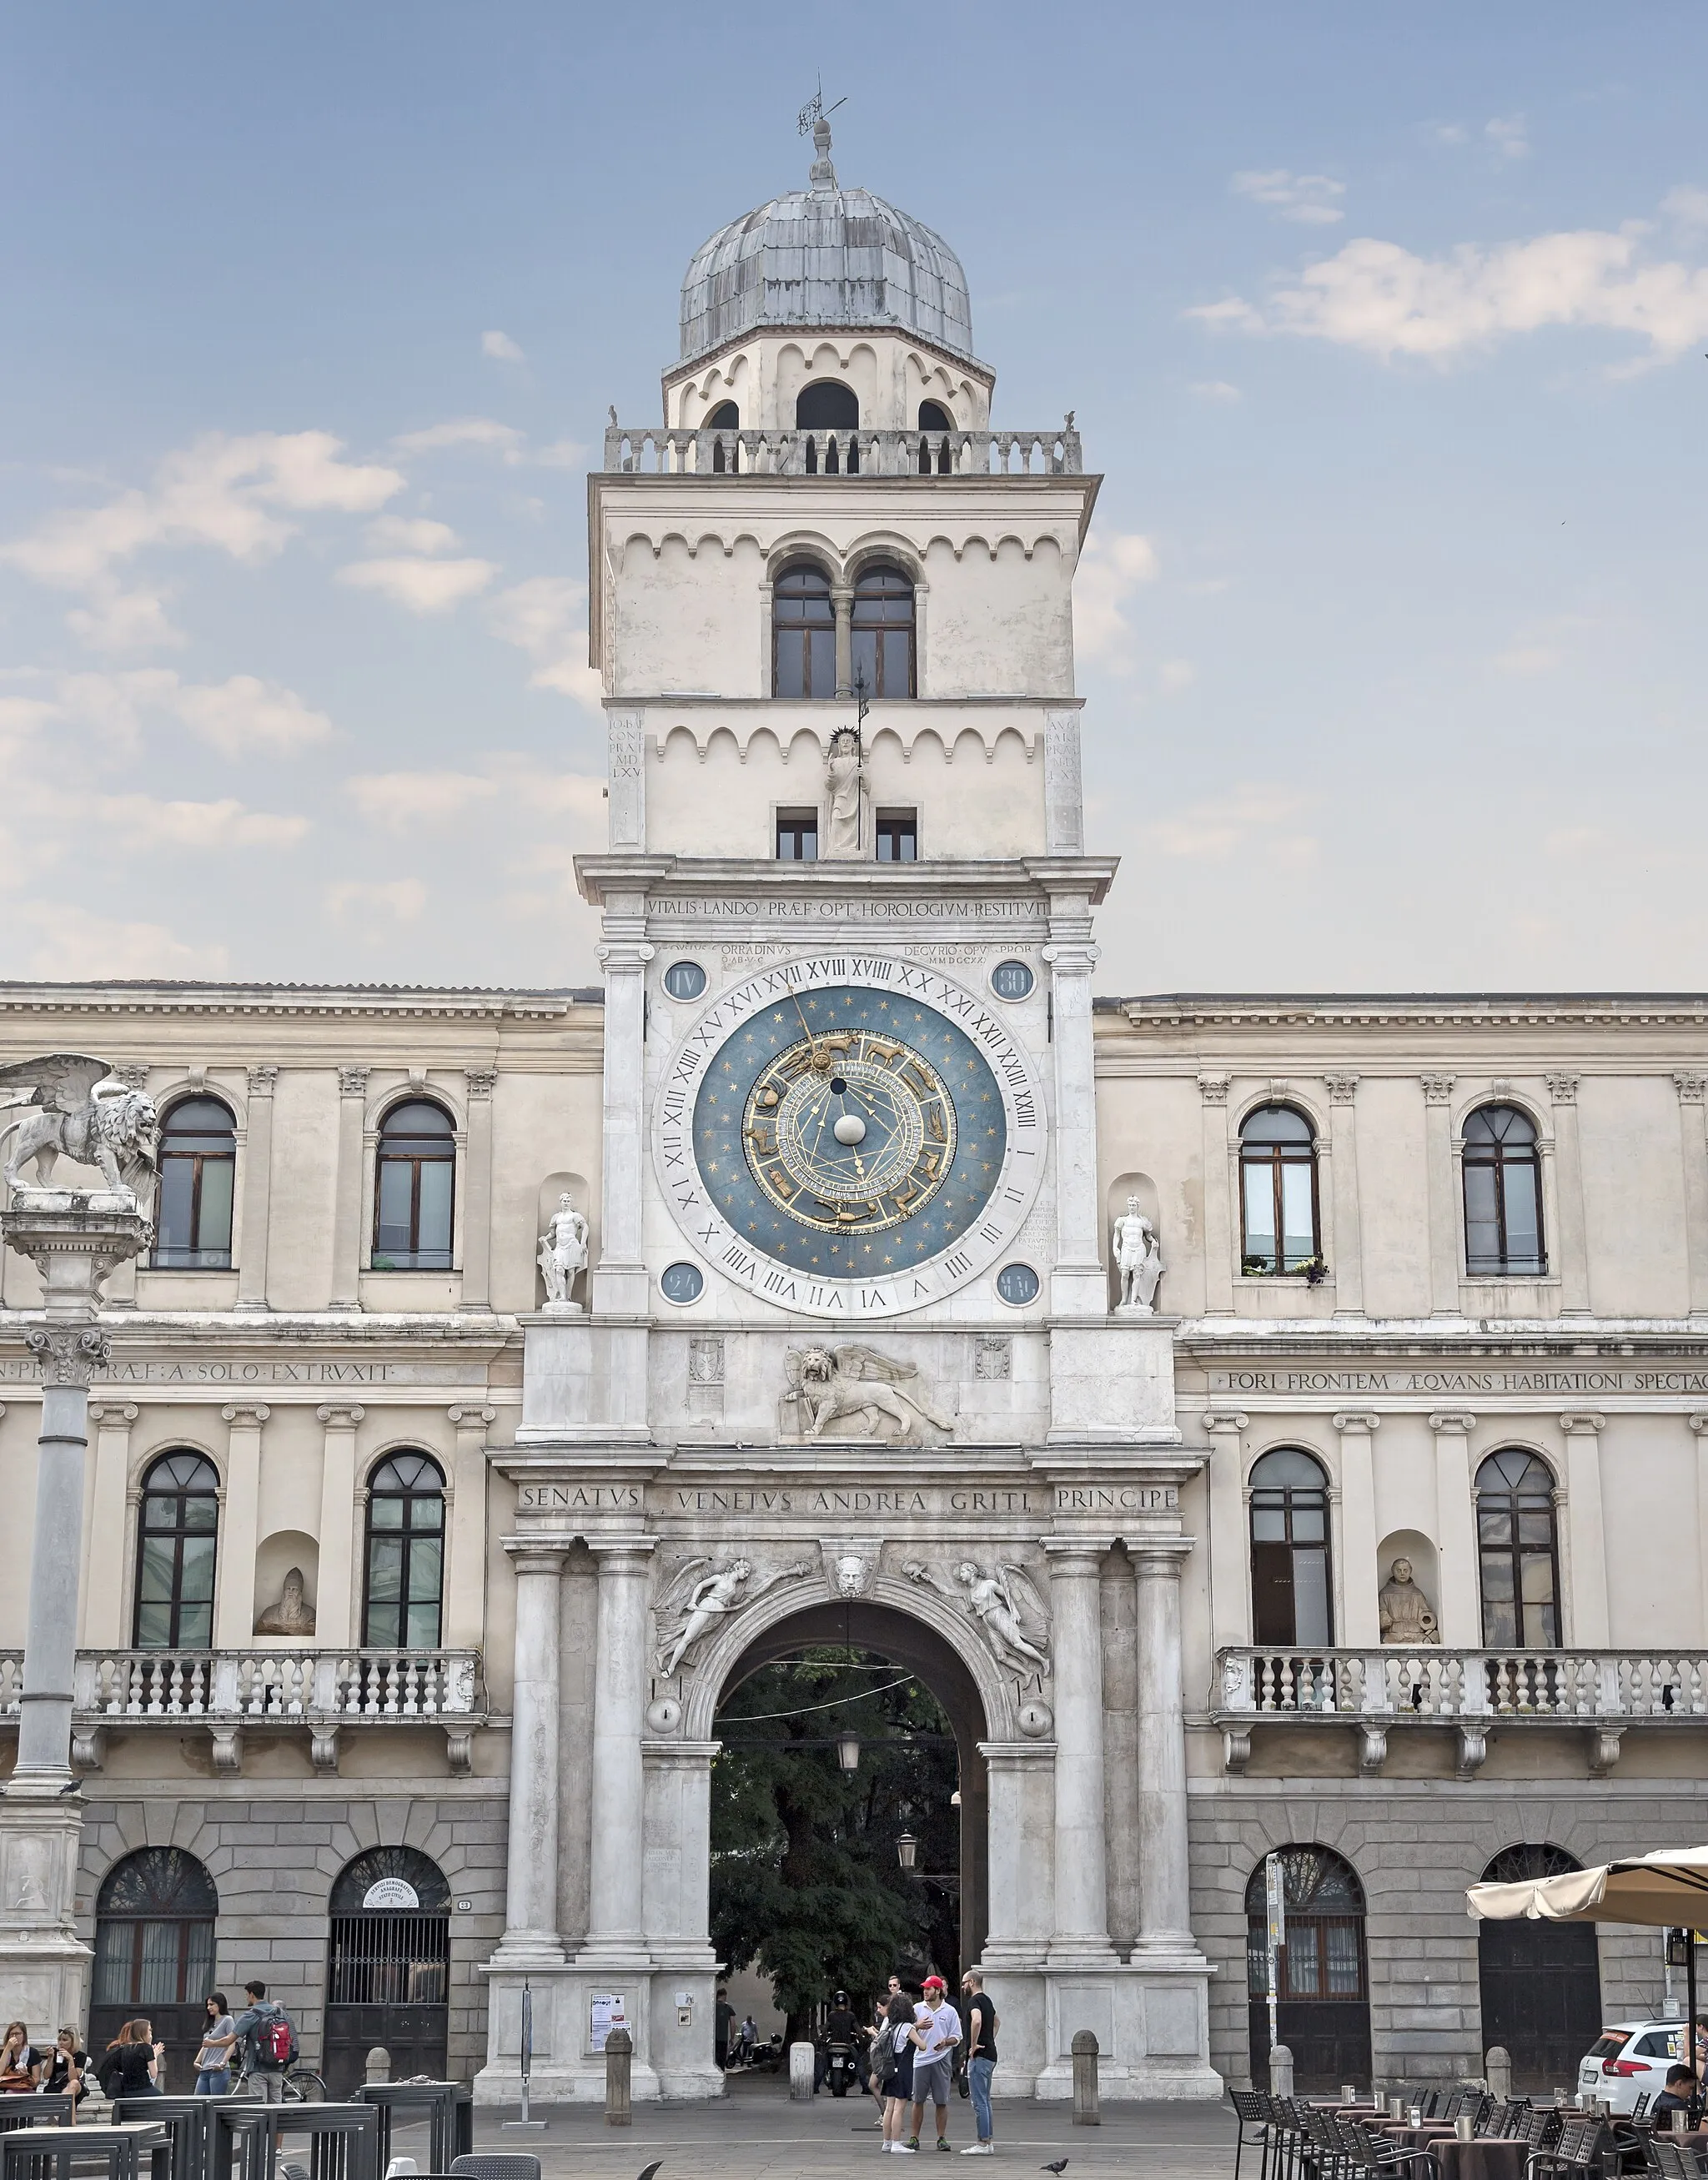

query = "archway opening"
[1477,1845,1601,2089]
[324,1846,450,2097]
[709,1599,989,2086]
[91,1847,217,2086]
[1245,1845,1370,2092]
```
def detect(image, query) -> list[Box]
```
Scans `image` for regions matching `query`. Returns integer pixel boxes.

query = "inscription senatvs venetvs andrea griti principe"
[742,1013,958,1234]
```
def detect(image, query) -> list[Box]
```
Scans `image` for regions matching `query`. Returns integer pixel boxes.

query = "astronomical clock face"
[653,957,1047,1319]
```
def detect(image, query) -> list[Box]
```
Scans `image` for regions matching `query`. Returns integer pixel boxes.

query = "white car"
[1578,2020,1690,2115]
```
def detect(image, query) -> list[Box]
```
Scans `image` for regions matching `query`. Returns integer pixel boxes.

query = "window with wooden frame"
[772,563,836,699]
[1475,1449,1561,1647]
[372,1099,455,1270]
[153,1096,236,1268]
[133,1452,219,1649]
[1463,1104,1545,1275]
[362,1452,445,1649]
[1239,1104,1321,1273]
[851,565,916,699]
[1248,1447,1334,1647]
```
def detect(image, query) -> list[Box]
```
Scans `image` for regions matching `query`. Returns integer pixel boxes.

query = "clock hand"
[791,992,831,1072]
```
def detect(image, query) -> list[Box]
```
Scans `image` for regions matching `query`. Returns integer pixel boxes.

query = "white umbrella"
[1468,1845,1708,2055]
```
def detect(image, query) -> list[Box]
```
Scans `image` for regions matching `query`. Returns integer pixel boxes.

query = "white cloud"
[1494,644,1559,677]
[1485,114,1530,160]
[338,556,497,613]
[1429,123,1469,148]
[1144,783,1316,865]
[1188,209,1708,364]
[93,792,309,849]
[364,515,458,555]
[485,576,605,708]
[1231,169,1346,225]
[8,902,230,978]
[1158,659,1196,694]
[325,878,427,924]
[391,417,526,460]
[1189,379,1243,402]
[1073,532,1162,668]
[346,771,502,830]
[3,430,404,594]
[535,439,588,470]
[65,584,185,653]
[171,674,334,755]
[481,329,526,363]
[1664,186,1708,230]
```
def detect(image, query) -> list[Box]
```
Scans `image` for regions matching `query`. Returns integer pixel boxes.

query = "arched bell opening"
[709,1599,992,2058]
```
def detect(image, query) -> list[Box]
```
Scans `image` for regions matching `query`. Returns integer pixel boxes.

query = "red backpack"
[257,2008,296,2069]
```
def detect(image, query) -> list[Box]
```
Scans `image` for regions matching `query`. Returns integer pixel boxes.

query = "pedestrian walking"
[224,1981,296,2101]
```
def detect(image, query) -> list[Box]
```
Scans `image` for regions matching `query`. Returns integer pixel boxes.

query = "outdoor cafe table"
[1435,2137,1530,2180]
[2,2121,169,2180]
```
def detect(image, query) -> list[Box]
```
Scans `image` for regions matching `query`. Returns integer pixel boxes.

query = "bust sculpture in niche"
[1378,1556,1439,1645]
[254,1566,316,1637]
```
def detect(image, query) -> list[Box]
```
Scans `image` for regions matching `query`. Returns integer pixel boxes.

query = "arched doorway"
[706,1598,993,2070]
[1478,1846,1602,2088]
[324,1846,450,2097]
[1246,1845,1371,2091]
[91,1847,217,2086]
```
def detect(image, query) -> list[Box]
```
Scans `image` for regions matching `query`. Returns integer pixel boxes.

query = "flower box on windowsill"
[1241,1255,1333,1286]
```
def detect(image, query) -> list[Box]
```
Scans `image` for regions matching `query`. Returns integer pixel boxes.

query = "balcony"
[602,422,1083,479]
[1213,1645,1708,1780]
[0,1647,486,1777]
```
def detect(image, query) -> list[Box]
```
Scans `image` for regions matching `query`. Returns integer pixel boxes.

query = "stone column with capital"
[329,1065,369,1308]
[1429,1411,1482,1645]
[0,1178,149,2034]
[1333,1411,1381,1644]
[459,1067,497,1312]
[582,1537,657,1963]
[234,1065,278,1309]
[1420,1076,1459,1314]
[1677,1076,1708,1318]
[1560,1412,1610,1644]
[214,1403,269,1648]
[314,1403,364,1647]
[1099,1555,1140,1955]
[444,1404,495,1649]
[491,1542,569,1964]
[1199,1077,1233,1314]
[592,924,654,1319]
[1547,1074,1590,1313]
[1042,1540,1116,1965]
[1042,912,1105,1317]
[1132,1539,1197,1956]
[1324,1075,1364,1314]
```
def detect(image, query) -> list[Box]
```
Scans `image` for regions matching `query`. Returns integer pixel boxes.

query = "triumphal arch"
[478,119,1221,2102]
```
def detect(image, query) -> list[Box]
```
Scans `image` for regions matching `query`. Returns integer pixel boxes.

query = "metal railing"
[0,1647,480,1720]
[602,423,1084,478]
[1215,1645,1708,1720]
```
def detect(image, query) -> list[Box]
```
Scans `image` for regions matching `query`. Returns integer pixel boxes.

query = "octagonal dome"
[679,123,976,367]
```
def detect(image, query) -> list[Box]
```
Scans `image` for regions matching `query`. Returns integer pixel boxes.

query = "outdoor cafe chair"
[1526,2117,1607,2180]
[1233,2087,1279,2180]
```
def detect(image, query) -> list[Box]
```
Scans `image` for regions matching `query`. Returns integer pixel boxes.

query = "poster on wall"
[590,1994,628,2053]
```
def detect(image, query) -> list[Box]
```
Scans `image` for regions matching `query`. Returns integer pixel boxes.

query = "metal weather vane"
[796,77,846,135]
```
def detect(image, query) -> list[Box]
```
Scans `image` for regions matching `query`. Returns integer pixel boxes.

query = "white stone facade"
[3,135,1707,2103]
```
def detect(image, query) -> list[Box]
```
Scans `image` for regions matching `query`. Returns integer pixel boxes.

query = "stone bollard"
[790,2041,816,2100]
[1269,2043,1295,2098]
[1484,2047,1512,2102]
[1071,2030,1100,2125]
[366,2047,392,2086]
[605,2026,633,2126]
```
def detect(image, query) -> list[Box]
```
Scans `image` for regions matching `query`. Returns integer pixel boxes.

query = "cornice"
[0,982,604,1020]
[1101,993,1708,1031]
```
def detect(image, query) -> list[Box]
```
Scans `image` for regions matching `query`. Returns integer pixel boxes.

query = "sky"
[4,3,1707,996]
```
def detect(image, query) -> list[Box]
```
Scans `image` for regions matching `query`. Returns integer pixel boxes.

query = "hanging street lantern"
[836,1729,862,1772]
[897,1830,918,1871]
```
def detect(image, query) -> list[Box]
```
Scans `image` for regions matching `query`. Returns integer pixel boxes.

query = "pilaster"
[330,1065,369,1308]
[1042,1539,1116,1967]
[1333,1410,1380,1645]
[1560,1411,1609,1645]
[1678,1074,1708,1318]
[1199,1077,1233,1314]
[1131,1538,1196,1956]
[491,1542,570,1966]
[1203,1412,1250,1650]
[213,1402,269,1648]
[1429,1411,1482,1645]
[1421,1076,1459,1314]
[314,1403,364,1648]
[591,927,654,1319]
[1690,1414,1708,1647]
[1546,1073,1590,1313]
[445,1404,495,1648]
[1042,906,1104,1317]
[581,1536,658,1964]
[459,1067,497,1312]
[82,1401,138,1647]
[234,1064,277,1309]
[1324,1074,1364,1314]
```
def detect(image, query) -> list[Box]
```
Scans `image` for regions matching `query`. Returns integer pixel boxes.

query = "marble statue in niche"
[538,1193,589,1312]
[254,1566,316,1637]
[1379,1557,1440,1645]
[1113,1196,1163,1313]
[823,728,867,858]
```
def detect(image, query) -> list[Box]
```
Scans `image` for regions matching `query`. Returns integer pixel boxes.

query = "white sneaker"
[961,2146,994,2156]
[892,2147,917,2155]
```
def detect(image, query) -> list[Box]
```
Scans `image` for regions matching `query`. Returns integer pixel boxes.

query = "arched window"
[772,563,836,699]
[1248,1449,1333,1646]
[91,1847,218,2074]
[706,399,738,473]
[363,1453,445,1649]
[917,399,954,475]
[134,1453,219,1649]
[153,1096,236,1269]
[1239,1105,1320,1273]
[796,379,860,473]
[1478,1846,1601,2088]
[1464,1104,1545,1275]
[373,1100,455,1271]
[851,565,916,699]
[1475,1450,1560,1647]
[1245,1845,1369,2091]
[325,1846,450,2096]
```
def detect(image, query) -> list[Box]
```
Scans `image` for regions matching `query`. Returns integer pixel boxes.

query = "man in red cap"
[908,1974,962,2152]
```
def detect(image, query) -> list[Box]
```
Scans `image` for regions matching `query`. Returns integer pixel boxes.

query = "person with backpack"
[223,1981,296,2101]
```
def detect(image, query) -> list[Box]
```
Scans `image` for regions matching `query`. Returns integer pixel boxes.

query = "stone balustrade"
[1213,1643,1704,1780]
[0,1646,485,1776]
[602,422,1084,478]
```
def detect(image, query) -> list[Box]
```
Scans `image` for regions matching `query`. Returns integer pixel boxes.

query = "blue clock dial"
[691,984,1007,1274]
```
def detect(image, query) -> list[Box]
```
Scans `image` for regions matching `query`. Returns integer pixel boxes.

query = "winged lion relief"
[781,1344,953,1442]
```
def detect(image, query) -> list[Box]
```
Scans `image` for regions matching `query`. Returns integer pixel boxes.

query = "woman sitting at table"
[1652,2065,1700,2124]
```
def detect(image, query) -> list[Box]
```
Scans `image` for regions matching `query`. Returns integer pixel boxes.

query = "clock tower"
[483,119,1221,2106]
